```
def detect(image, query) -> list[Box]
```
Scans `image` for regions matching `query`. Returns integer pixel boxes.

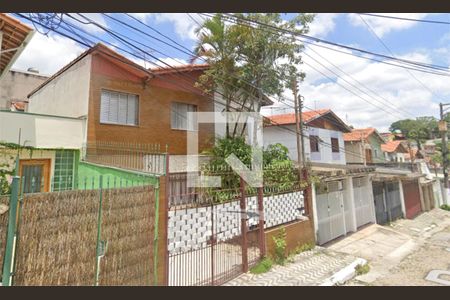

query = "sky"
[10,13,450,132]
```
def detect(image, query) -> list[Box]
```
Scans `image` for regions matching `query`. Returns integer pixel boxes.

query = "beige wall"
[0,70,48,109]
[27,55,92,118]
[0,148,56,182]
[345,141,364,164]
[0,111,86,149]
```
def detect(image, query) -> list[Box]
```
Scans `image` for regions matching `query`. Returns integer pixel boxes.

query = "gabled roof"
[265,109,351,132]
[150,63,210,75]
[28,43,153,98]
[0,13,34,80]
[381,140,408,153]
[343,128,385,144]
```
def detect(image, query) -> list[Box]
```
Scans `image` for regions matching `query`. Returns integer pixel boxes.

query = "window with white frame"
[100,89,139,125]
[171,102,198,131]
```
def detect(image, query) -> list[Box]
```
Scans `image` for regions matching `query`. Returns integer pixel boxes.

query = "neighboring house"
[380,131,406,142]
[0,110,85,193]
[423,140,436,156]
[27,43,216,158]
[381,140,409,162]
[0,69,49,110]
[344,128,386,164]
[264,109,351,165]
[0,13,36,108]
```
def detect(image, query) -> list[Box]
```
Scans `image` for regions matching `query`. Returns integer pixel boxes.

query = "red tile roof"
[381,140,408,153]
[267,109,331,125]
[150,63,209,75]
[343,128,385,143]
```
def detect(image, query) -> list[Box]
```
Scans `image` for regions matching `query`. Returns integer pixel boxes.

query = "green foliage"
[293,242,315,254]
[201,138,300,203]
[272,228,287,265]
[250,257,273,274]
[355,263,370,276]
[389,117,439,148]
[192,13,314,137]
[440,204,450,211]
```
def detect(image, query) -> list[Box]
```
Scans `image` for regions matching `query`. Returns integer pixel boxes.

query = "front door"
[365,149,373,164]
[19,159,51,193]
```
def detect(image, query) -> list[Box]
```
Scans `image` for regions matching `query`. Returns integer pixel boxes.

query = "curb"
[319,257,367,286]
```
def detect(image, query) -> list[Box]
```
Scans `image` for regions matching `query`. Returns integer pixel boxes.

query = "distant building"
[0,69,49,110]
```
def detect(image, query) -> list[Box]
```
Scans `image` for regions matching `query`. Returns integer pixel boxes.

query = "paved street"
[331,209,450,286]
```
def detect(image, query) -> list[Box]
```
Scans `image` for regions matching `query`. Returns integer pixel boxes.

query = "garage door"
[373,182,388,225]
[316,181,346,245]
[402,180,422,219]
[353,177,374,228]
[385,182,403,221]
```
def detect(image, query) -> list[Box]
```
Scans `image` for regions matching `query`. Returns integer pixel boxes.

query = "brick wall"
[87,54,215,155]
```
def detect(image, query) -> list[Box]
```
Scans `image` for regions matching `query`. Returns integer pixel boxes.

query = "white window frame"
[171,101,198,131]
[100,89,139,126]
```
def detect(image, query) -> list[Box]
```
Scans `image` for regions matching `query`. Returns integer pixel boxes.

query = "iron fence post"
[94,175,103,286]
[1,175,20,286]
[257,187,266,258]
[240,178,248,273]
[153,182,160,286]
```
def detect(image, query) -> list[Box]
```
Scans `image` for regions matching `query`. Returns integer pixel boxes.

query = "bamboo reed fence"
[8,183,156,286]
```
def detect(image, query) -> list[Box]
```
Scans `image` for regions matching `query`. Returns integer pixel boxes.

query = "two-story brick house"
[27,43,219,157]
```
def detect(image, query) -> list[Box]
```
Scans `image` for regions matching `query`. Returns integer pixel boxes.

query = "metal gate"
[385,182,403,221]
[316,180,346,245]
[372,181,403,225]
[402,179,422,219]
[353,177,374,228]
[167,172,263,286]
[373,182,388,224]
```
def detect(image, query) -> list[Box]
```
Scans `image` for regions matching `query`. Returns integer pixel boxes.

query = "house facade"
[27,43,217,156]
[264,109,351,165]
[344,128,386,164]
[381,140,409,162]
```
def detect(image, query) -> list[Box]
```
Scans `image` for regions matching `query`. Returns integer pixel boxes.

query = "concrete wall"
[0,111,86,149]
[0,69,49,109]
[0,147,56,185]
[264,124,346,165]
[27,55,91,118]
[344,141,363,164]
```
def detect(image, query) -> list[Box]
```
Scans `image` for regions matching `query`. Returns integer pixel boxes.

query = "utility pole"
[292,80,304,176]
[439,103,450,189]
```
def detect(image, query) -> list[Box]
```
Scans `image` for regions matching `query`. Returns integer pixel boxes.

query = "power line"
[212,13,450,75]
[358,14,446,103]
[359,13,450,25]
[194,13,415,119]
[18,13,377,162]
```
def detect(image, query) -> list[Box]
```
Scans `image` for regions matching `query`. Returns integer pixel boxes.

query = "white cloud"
[308,13,338,38]
[152,13,200,41]
[12,32,86,76]
[66,13,108,34]
[263,43,450,132]
[348,13,429,37]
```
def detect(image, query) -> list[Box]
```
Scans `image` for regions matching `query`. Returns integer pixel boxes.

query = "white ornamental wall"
[168,191,304,254]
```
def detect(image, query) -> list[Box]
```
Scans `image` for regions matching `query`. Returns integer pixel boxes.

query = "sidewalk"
[224,247,365,286]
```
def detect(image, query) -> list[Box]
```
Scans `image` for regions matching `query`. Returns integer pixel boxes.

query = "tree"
[389,117,439,149]
[192,13,314,137]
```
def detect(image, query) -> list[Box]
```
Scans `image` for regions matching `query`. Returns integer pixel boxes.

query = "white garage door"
[353,177,374,228]
[316,181,346,245]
